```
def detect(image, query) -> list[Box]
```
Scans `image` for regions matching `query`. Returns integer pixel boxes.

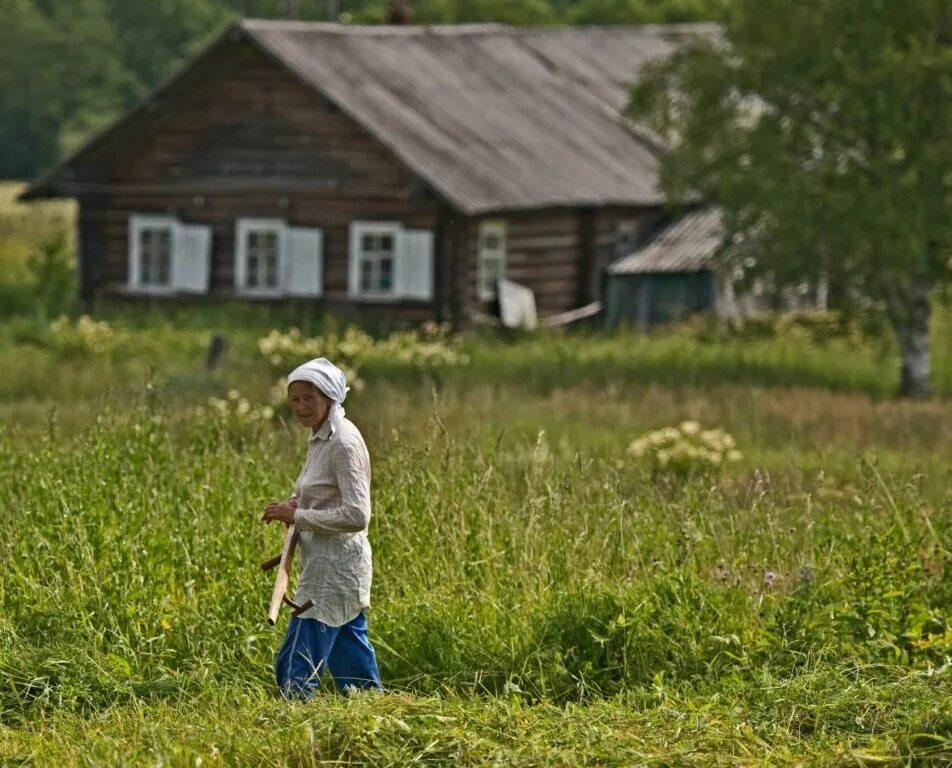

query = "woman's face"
[287,381,333,430]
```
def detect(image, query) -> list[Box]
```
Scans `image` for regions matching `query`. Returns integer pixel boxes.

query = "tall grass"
[2,350,952,762]
[3,183,952,763]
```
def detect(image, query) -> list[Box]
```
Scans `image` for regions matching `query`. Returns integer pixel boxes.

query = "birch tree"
[631,0,952,397]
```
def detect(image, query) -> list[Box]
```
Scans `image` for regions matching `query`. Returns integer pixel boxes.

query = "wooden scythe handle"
[268,524,300,626]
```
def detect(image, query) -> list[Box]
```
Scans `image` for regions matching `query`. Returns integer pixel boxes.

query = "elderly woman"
[261,357,381,697]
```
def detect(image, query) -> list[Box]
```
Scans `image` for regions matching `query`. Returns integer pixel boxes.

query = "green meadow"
[2,182,952,765]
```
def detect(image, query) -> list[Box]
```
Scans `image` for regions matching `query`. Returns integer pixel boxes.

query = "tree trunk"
[896,280,932,399]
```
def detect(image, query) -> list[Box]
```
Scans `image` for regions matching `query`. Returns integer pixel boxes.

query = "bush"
[627,421,742,477]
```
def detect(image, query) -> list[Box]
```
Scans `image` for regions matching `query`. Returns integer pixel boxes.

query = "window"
[359,232,396,293]
[129,216,176,291]
[615,220,640,260]
[349,222,401,298]
[246,230,280,289]
[477,220,506,301]
[236,219,285,296]
[234,219,324,298]
[140,228,172,286]
[128,215,211,295]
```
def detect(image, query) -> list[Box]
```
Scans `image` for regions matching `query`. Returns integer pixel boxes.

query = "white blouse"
[291,416,373,627]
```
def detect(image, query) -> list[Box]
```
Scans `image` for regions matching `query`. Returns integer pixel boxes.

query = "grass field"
[2,182,952,765]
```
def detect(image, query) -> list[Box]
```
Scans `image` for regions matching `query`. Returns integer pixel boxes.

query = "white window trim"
[349,221,403,301]
[235,218,286,298]
[128,214,178,295]
[477,220,507,301]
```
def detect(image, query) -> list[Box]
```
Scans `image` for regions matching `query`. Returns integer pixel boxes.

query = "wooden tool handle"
[267,524,299,626]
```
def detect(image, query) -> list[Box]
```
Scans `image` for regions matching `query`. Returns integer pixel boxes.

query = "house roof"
[22,20,713,214]
[608,207,724,274]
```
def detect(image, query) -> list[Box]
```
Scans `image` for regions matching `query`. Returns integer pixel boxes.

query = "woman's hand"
[262,498,298,526]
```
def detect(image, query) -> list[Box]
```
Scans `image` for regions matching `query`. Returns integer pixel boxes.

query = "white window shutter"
[234,221,247,291]
[348,223,363,297]
[397,230,434,300]
[286,227,323,297]
[173,224,212,294]
[127,217,142,288]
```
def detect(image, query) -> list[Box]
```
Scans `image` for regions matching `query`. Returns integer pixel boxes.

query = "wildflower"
[764,571,776,588]
[726,450,743,462]
[628,438,648,458]
[228,389,240,400]
[714,564,731,582]
[679,420,701,436]
[798,566,814,584]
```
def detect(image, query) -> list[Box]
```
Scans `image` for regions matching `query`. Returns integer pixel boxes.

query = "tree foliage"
[631,0,952,397]
[0,0,730,179]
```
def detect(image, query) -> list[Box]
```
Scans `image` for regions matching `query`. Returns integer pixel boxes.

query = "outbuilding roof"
[608,207,724,274]
[23,21,713,214]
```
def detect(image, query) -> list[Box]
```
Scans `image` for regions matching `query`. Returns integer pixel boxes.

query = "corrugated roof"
[608,207,723,274]
[242,21,709,213]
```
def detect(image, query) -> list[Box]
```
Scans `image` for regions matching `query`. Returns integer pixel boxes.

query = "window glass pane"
[360,259,374,292]
[139,226,174,286]
[264,253,278,288]
[379,257,393,291]
[244,227,282,290]
[158,252,171,285]
[380,234,394,253]
[483,233,501,251]
[362,234,376,252]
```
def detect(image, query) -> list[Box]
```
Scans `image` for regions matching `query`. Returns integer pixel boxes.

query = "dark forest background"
[0,0,730,179]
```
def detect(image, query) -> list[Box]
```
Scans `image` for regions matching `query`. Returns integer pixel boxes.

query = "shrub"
[627,421,742,477]
[48,314,118,357]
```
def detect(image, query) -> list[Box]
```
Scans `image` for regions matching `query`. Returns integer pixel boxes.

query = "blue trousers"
[275,612,382,698]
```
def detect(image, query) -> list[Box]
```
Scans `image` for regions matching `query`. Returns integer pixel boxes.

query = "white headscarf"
[287,357,349,432]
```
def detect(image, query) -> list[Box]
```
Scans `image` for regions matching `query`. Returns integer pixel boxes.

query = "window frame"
[615,220,641,261]
[128,214,177,294]
[235,218,286,298]
[477,220,507,301]
[350,221,402,300]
